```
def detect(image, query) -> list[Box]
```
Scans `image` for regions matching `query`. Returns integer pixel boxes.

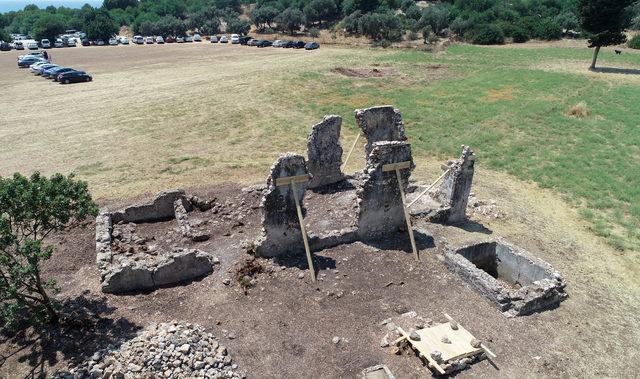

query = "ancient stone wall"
[111,189,186,223]
[355,106,407,158]
[307,115,345,189]
[254,153,309,257]
[357,141,414,240]
[432,145,475,224]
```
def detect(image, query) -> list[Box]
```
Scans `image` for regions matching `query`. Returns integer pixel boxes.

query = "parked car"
[156,36,165,44]
[58,70,92,84]
[304,41,319,50]
[66,38,77,47]
[176,36,185,43]
[283,40,295,48]
[96,39,105,46]
[109,38,118,46]
[165,36,175,43]
[120,37,129,45]
[54,39,64,48]
[146,36,154,44]
[272,40,283,47]
[239,36,252,45]
[133,35,144,44]
[18,51,43,60]
[14,41,25,50]
[293,40,306,48]
[247,38,259,46]
[81,38,90,46]
[231,34,240,44]
[27,42,38,50]
[185,36,193,42]
[17,56,45,68]
[49,67,76,80]
[42,66,69,78]
[41,39,51,48]
[0,42,11,51]
[219,35,228,43]
[193,34,202,42]
[256,40,272,47]
[210,35,218,43]
[31,63,58,75]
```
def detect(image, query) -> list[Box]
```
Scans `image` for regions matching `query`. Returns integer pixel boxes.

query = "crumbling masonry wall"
[432,145,475,224]
[355,106,407,158]
[307,115,345,189]
[357,141,414,240]
[254,153,309,257]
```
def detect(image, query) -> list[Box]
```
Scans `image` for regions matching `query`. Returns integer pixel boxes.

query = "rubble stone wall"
[432,146,475,224]
[307,115,345,189]
[355,106,407,158]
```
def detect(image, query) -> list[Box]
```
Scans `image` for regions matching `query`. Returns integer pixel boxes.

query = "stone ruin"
[444,239,567,317]
[254,153,310,257]
[307,115,345,189]
[355,105,407,158]
[96,189,218,294]
[356,141,414,239]
[409,145,475,224]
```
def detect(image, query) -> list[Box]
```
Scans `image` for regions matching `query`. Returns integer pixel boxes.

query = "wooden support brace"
[275,175,316,283]
[341,132,361,172]
[382,161,419,261]
[407,168,450,208]
[481,344,497,359]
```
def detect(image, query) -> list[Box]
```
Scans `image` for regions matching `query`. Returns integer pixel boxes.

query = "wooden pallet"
[395,314,496,375]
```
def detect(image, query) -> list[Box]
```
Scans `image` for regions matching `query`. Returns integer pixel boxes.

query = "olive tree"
[0,172,98,329]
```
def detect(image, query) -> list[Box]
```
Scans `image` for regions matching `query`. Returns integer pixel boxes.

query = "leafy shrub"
[276,8,305,35]
[418,3,451,35]
[450,16,472,36]
[533,18,562,40]
[629,35,640,49]
[512,27,529,43]
[358,12,403,41]
[407,30,417,40]
[343,10,363,35]
[0,173,98,329]
[309,27,320,37]
[470,23,504,45]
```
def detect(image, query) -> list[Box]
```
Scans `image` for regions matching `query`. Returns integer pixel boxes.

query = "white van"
[133,35,144,44]
[41,39,51,48]
[231,34,239,44]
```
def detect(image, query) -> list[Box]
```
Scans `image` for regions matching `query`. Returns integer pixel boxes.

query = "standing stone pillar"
[355,106,407,158]
[356,141,414,240]
[432,145,475,224]
[307,115,345,189]
[254,153,309,257]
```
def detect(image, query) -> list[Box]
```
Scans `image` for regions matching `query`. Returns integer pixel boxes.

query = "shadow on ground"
[0,292,140,378]
[362,229,436,254]
[592,67,640,75]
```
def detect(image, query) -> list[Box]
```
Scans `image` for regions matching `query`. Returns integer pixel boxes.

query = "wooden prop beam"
[407,168,450,208]
[382,161,419,261]
[341,132,361,172]
[397,327,446,375]
[275,174,316,283]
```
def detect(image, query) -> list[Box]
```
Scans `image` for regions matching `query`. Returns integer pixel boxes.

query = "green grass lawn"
[293,44,640,251]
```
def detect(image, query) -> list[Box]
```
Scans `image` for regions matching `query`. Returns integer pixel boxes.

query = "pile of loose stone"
[54,322,245,379]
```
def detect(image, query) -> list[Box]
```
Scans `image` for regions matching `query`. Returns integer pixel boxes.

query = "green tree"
[33,13,67,41]
[0,29,11,42]
[358,11,403,41]
[85,10,119,40]
[304,0,338,26]
[470,23,504,44]
[154,15,186,36]
[226,17,251,34]
[103,0,138,10]
[578,0,634,70]
[0,172,98,329]
[251,6,279,30]
[276,7,306,35]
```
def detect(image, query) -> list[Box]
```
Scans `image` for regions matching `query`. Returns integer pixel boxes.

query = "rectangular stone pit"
[444,240,567,317]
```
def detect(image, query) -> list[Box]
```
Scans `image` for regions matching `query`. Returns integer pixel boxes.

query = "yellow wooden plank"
[417,323,483,362]
[397,327,446,375]
[395,168,419,261]
[381,161,411,172]
[274,174,310,187]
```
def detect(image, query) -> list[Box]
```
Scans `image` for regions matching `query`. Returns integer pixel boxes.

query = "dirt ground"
[1,162,639,378]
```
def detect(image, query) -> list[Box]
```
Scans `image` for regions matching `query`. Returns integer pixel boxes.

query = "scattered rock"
[409,330,421,341]
[332,336,341,344]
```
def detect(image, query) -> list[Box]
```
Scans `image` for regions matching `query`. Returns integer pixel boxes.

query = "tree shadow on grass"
[0,291,141,378]
[592,67,640,75]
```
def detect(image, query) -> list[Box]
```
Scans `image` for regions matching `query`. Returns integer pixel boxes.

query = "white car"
[146,36,154,44]
[41,39,51,48]
[54,39,64,48]
[176,36,185,43]
[231,34,239,44]
[219,35,228,43]
[109,38,118,46]
[27,41,38,50]
[193,34,202,42]
[133,35,144,44]
[120,37,129,45]
[210,35,218,43]
[66,38,77,47]
[156,36,164,44]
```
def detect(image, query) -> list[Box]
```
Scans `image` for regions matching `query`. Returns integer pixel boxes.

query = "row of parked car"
[16,52,93,84]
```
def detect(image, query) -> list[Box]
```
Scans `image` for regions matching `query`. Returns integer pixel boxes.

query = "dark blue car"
[58,70,92,84]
